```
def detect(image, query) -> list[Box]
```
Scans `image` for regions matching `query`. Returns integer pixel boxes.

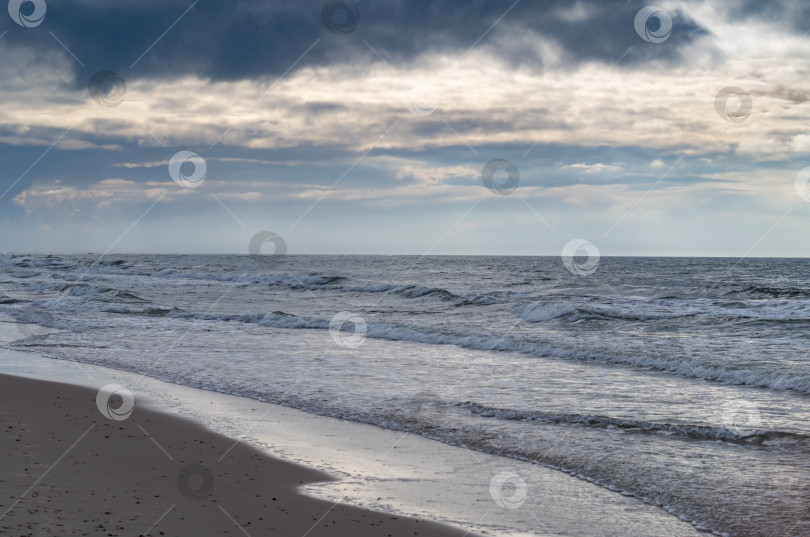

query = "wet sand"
[0,373,479,537]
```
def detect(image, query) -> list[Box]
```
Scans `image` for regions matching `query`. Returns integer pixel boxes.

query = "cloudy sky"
[1,0,809,255]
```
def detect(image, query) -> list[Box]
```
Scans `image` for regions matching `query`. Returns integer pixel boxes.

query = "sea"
[1,253,808,537]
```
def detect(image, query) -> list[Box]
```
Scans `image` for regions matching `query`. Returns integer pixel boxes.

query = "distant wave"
[21,283,150,303]
[514,301,697,323]
[721,284,810,299]
[8,257,484,304]
[154,310,810,395]
[461,402,808,445]
[454,293,505,306]
[514,301,576,322]
[65,284,149,303]
[346,284,461,301]
[9,271,41,278]
[72,267,470,302]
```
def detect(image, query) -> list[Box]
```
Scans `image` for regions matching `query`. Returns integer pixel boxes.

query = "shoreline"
[0,372,481,537]
[0,337,709,537]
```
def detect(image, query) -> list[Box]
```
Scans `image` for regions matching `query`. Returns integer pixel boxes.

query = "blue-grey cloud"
[3,0,711,87]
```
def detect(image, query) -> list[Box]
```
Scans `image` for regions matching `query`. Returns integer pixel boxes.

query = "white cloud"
[734,122,790,159]
[113,160,170,169]
[562,162,624,173]
[790,133,810,152]
[13,179,171,213]
[553,2,595,23]
[363,156,478,186]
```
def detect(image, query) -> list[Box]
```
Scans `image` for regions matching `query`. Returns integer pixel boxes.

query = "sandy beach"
[0,373,478,537]
[1,0,808,534]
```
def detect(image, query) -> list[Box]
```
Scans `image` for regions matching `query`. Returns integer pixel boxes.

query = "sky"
[1,0,809,256]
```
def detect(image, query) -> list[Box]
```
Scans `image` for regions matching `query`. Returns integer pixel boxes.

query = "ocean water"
[1,253,809,537]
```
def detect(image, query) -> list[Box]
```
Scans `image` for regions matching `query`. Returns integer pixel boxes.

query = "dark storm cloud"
[3,0,710,86]
[722,0,810,30]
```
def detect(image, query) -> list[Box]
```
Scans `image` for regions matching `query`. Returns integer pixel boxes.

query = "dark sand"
[0,374,479,536]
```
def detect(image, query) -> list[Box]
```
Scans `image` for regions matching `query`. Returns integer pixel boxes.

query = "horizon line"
[3,251,809,259]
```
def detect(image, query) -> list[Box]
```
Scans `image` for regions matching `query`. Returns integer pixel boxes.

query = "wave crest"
[461,402,807,445]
